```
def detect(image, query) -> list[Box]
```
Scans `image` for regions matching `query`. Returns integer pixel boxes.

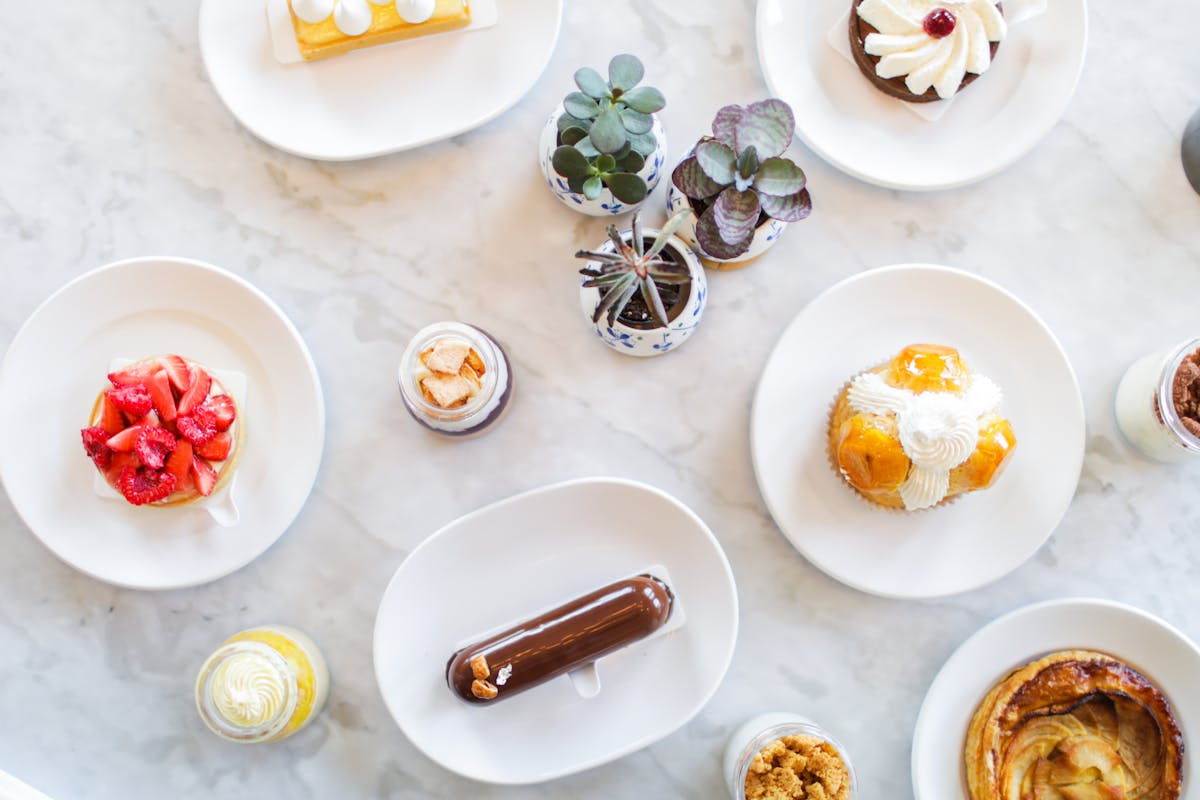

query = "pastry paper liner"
[825,361,961,515]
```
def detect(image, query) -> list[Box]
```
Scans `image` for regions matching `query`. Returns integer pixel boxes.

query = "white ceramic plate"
[751,264,1083,598]
[373,477,739,784]
[755,0,1087,190]
[0,257,325,589]
[199,0,562,161]
[912,598,1199,799]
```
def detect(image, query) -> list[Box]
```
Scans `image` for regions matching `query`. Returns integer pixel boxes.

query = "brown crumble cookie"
[744,734,850,800]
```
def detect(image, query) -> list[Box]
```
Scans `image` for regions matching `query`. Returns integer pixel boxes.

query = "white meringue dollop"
[394,0,436,23]
[209,651,289,730]
[333,0,373,36]
[848,371,1002,510]
[856,0,1007,100]
[290,0,336,24]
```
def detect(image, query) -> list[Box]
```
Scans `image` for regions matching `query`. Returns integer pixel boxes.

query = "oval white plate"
[373,477,739,785]
[199,0,562,161]
[0,257,325,589]
[756,0,1087,190]
[751,264,1084,598]
[912,598,1199,799]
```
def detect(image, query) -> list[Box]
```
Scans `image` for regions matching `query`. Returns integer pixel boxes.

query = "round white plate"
[751,264,1083,598]
[756,0,1087,190]
[0,257,325,589]
[199,0,562,161]
[912,598,1199,799]
[373,477,739,785]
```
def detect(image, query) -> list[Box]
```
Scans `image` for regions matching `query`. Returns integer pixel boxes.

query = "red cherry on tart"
[81,355,242,507]
[922,8,956,38]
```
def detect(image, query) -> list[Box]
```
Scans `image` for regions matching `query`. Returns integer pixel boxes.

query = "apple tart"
[964,650,1184,800]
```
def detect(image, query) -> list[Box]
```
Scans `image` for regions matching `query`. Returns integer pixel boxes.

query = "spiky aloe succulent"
[552,54,666,204]
[578,209,693,329]
[671,99,812,259]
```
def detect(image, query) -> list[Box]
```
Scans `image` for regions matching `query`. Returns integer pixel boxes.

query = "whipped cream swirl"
[857,0,1007,100]
[848,371,1003,510]
[291,0,434,35]
[209,651,289,730]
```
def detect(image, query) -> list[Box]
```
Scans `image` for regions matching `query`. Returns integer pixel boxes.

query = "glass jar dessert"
[195,625,330,744]
[723,713,855,800]
[1115,337,1200,462]
[398,322,513,437]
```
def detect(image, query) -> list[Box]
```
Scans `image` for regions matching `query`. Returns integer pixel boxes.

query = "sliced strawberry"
[176,406,217,446]
[146,369,176,422]
[195,431,231,461]
[177,367,211,416]
[191,457,218,497]
[103,451,138,486]
[202,395,237,432]
[80,426,113,469]
[108,360,158,388]
[98,394,126,435]
[134,426,176,470]
[159,355,191,394]
[104,425,146,452]
[118,465,177,505]
[106,384,153,418]
[164,438,193,486]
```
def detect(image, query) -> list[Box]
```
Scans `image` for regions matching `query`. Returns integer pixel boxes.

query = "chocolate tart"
[848,0,1002,103]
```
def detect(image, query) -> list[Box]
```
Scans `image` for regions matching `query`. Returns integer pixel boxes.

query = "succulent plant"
[552,54,666,204]
[578,209,693,329]
[671,99,812,260]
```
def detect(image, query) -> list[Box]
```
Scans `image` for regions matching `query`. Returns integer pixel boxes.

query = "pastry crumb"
[744,734,850,800]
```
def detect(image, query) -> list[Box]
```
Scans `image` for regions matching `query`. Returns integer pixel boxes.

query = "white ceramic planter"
[666,180,788,270]
[578,230,706,357]
[539,106,668,217]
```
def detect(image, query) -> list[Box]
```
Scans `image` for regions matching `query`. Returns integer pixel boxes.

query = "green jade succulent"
[672,99,812,260]
[577,209,693,329]
[552,54,666,204]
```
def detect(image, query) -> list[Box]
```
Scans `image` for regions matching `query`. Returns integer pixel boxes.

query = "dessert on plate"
[284,0,471,61]
[79,355,242,507]
[828,344,1016,511]
[849,0,1006,102]
[964,649,1184,800]
[446,574,674,705]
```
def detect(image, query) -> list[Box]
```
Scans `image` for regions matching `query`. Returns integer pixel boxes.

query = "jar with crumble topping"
[1115,337,1200,462]
[398,322,514,437]
[195,625,330,744]
[723,713,856,800]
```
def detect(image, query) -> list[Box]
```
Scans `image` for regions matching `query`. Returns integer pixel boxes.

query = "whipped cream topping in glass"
[848,371,1003,509]
[857,0,1007,99]
[209,650,290,729]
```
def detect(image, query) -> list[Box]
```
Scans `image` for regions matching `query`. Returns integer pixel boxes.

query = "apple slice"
[191,456,218,497]
[177,367,212,416]
[146,370,176,422]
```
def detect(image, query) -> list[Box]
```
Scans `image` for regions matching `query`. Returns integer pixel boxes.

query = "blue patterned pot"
[539,106,667,217]
[578,229,707,357]
[666,167,788,270]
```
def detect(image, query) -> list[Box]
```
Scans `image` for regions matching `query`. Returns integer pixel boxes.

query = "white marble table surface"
[2,1,1199,798]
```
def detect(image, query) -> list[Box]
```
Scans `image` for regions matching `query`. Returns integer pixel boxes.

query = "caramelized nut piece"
[470,655,490,680]
[465,348,486,377]
[471,679,498,700]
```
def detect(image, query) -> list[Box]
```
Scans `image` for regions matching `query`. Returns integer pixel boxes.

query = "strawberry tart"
[79,355,243,507]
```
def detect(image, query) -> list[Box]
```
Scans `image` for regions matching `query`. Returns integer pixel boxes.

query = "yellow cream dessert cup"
[195,625,330,744]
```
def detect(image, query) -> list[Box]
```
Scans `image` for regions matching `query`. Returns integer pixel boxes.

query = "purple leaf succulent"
[672,99,812,259]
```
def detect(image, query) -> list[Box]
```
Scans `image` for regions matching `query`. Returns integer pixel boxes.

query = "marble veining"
[2,1,1200,798]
